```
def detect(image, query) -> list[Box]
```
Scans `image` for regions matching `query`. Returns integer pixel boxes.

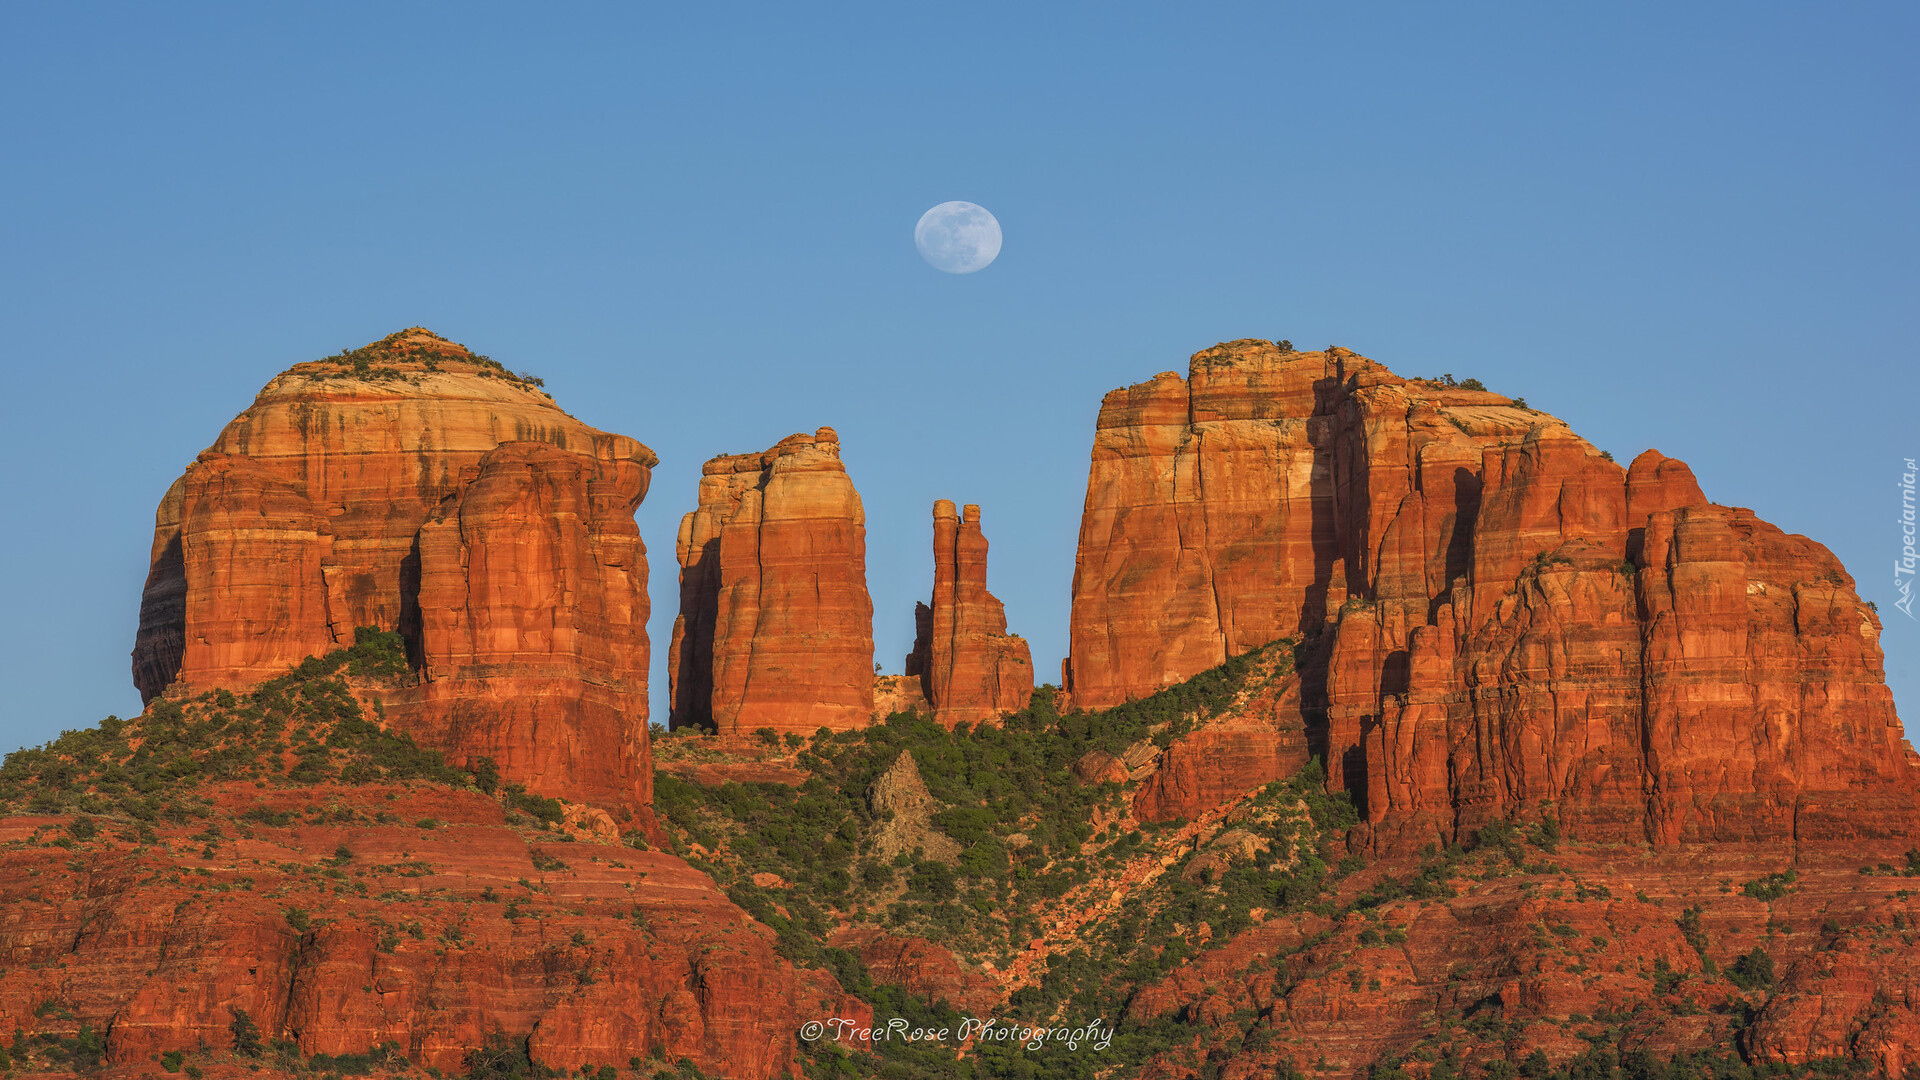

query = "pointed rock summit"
[906,500,1033,727]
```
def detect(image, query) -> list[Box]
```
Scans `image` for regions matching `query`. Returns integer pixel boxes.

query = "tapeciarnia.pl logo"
[1898,457,1917,619]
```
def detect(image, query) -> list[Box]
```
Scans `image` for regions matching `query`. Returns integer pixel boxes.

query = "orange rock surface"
[826,928,1001,1015]
[130,329,657,815]
[1067,340,1916,851]
[668,428,876,736]
[909,501,1033,728]
[0,786,867,1080]
[1123,843,1920,1078]
[1132,648,1310,823]
[391,440,655,815]
[1065,346,1329,711]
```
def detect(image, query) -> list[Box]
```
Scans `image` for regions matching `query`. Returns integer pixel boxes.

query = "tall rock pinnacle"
[668,427,877,735]
[908,500,1033,727]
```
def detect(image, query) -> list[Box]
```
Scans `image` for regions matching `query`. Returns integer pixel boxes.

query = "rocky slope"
[667,429,877,736]
[132,329,656,816]
[1066,341,1916,854]
[1,623,870,1080]
[0,785,865,1080]
[905,501,1034,728]
[1123,839,1920,1079]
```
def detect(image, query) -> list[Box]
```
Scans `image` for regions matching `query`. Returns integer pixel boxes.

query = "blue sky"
[1,2,1915,750]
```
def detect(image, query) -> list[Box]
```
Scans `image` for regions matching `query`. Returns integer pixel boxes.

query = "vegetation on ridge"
[0,627,475,823]
[305,328,549,393]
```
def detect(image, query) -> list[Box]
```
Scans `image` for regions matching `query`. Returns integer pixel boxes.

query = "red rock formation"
[1064,347,1329,710]
[1067,340,1916,850]
[392,440,654,814]
[1638,504,1915,846]
[1109,836,1920,1078]
[136,453,336,694]
[872,672,930,718]
[668,428,876,736]
[915,500,1032,728]
[827,928,1001,1014]
[131,329,658,816]
[0,786,868,1080]
[1133,646,1310,823]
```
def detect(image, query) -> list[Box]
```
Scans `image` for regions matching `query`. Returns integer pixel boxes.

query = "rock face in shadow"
[1066,340,1915,850]
[667,428,876,736]
[907,500,1033,728]
[130,329,657,815]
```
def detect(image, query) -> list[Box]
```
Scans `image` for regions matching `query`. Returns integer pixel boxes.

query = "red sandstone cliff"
[667,428,876,736]
[1068,341,1915,851]
[906,500,1033,728]
[131,329,657,815]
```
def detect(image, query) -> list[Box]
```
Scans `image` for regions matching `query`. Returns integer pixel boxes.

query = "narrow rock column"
[923,500,1032,727]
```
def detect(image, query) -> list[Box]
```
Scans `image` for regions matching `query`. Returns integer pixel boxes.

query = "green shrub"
[1726,946,1776,990]
[230,1008,264,1056]
[1743,870,1798,902]
[507,787,566,826]
[468,756,501,795]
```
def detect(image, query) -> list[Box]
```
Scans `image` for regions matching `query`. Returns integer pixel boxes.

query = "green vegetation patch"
[0,627,472,820]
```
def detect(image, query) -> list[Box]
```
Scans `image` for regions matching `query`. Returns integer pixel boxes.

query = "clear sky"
[1,3,1915,752]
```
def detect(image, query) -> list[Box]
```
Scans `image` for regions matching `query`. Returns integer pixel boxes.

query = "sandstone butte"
[1065,340,1917,853]
[667,428,877,736]
[130,329,658,818]
[903,500,1034,728]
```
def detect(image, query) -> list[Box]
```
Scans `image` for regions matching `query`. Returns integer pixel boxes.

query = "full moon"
[914,201,1002,274]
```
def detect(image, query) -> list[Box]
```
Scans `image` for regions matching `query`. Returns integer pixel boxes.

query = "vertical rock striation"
[668,428,876,735]
[130,329,657,815]
[1064,347,1331,711]
[914,500,1033,727]
[396,439,654,814]
[1067,340,1916,850]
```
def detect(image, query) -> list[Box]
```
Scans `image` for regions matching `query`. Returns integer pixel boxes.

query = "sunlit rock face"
[906,499,1033,728]
[132,328,658,816]
[1066,340,1915,850]
[668,427,877,736]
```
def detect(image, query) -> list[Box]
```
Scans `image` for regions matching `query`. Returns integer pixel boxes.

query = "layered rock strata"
[132,329,656,813]
[906,501,1033,727]
[0,785,867,1079]
[1067,340,1915,849]
[667,428,876,735]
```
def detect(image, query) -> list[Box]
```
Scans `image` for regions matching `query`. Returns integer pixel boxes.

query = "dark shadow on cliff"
[670,536,721,733]
[132,533,186,703]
